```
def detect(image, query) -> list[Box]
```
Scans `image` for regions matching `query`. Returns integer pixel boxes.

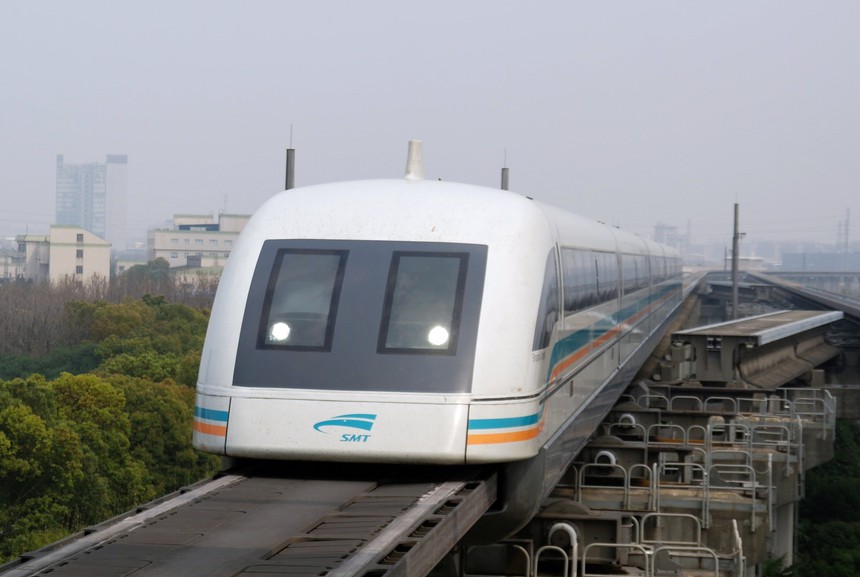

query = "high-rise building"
[55,154,128,252]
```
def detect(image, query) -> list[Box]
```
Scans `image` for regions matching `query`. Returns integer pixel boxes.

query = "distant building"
[0,251,21,280]
[56,154,128,253]
[723,255,766,272]
[654,221,690,256]
[653,222,678,246]
[15,225,111,285]
[781,252,860,272]
[147,213,250,269]
[115,257,148,275]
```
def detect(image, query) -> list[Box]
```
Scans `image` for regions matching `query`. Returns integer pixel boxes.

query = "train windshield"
[379,252,468,354]
[260,250,347,350]
[234,239,487,393]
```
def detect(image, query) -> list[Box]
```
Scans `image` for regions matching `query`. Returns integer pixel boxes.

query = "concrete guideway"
[512,383,836,576]
[0,473,246,577]
[0,470,497,577]
[458,274,847,577]
[673,309,844,388]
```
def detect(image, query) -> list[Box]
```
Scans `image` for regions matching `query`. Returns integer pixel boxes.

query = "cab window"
[378,252,468,354]
[257,249,348,350]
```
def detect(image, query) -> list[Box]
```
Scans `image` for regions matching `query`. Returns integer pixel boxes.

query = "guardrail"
[621,386,834,419]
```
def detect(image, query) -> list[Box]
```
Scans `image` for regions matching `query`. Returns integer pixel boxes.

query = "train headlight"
[427,325,449,347]
[269,321,291,343]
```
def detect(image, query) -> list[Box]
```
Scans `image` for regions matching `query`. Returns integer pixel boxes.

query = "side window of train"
[378,251,468,354]
[621,253,649,294]
[561,248,619,313]
[595,251,619,301]
[533,250,560,350]
[650,255,664,282]
[561,248,589,313]
[257,249,348,351]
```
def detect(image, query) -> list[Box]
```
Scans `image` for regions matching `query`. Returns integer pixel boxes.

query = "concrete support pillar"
[774,501,795,566]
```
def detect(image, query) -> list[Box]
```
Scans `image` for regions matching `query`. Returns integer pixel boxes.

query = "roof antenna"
[404,140,424,180]
[285,124,295,190]
[501,147,509,190]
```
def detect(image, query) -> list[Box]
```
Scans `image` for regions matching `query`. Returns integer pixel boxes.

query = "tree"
[0,378,85,559]
[98,351,181,382]
[0,343,100,381]
[0,290,219,562]
[0,372,219,562]
[108,375,218,495]
[49,373,152,522]
[123,258,172,297]
[795,421,860,577]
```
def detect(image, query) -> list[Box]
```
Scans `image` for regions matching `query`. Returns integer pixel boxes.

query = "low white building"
[147,213,250,269]
[723,255,767,271]
[0,251,22,280]
[115,257,148,275]
[15,226,111,285]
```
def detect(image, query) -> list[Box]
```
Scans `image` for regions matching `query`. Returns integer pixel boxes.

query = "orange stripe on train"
[467,425,543,445]
[549,323,623,381]
[194,421,227,437]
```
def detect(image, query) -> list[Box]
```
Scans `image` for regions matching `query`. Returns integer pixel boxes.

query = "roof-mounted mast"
[404,140,424,181]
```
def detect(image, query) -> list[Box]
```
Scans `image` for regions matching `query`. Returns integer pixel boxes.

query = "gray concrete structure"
[465,382,835,576]
[674,310,843,388]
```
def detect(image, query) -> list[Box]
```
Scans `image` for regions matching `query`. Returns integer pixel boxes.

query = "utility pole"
[838,208,850,271]
[731,203,740,320]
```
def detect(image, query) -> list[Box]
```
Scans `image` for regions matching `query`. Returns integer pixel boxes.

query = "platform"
[673,310,844,388]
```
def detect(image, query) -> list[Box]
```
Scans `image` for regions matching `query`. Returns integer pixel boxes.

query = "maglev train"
[193,147,683,540]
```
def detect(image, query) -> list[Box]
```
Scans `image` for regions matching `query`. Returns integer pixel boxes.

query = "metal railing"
[523,508,745,576]
[534,523,579,577]
[575,452,772,532]
[577,516,741,576]
[626,387,835,432]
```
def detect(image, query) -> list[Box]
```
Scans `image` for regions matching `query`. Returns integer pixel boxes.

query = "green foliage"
[800,421,860,523]
[98,351,182,382]
[0,343,100,381]
[177,350,204,387]
[123,258,172,297]
[795,421,860,577]
[0,377,85,560]
[797,521,860,576]
[107,375,218,495]
[763,555,796,577]
[83,297,209,383]
[0,294,219,562]
[0,373,219,562]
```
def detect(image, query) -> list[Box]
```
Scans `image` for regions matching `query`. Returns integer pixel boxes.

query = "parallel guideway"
[1,468,497,577]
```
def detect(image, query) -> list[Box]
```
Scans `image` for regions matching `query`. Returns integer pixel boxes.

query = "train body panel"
[465,398,545,463]
[193,175,684,540]
[193,391,229,454]
[226,396,470,463]
[197,180,550,399]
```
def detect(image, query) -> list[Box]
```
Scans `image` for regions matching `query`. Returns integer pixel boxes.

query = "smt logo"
[313,414,376,443]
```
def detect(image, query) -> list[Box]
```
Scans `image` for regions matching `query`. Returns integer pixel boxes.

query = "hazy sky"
[1,1,858,249]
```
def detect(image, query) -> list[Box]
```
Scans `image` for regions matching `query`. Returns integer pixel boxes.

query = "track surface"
[2,465,496,577]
